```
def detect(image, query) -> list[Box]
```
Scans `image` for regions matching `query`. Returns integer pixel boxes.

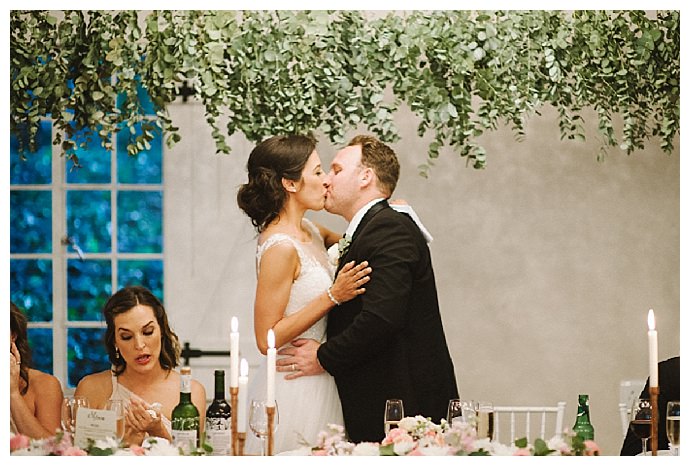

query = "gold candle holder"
[230,387,239,456]
[237,432,246,456]
[266,405,276,456]
[650,386,659,456]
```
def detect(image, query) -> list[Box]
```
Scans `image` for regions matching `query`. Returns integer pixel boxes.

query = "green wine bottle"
[205,369,232,455]
[572,394,595,441]
[171,366,200,452]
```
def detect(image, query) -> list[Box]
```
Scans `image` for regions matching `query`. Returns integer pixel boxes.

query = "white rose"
[327,243,339,267]
[142,437,180,456]
[417,445,450,456]
[94,437,120,450]
[393,440,416,456]
[352,442,381,456]
[398,416,416,432]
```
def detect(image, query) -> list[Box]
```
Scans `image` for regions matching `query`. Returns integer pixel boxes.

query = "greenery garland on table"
[10,10,679,175]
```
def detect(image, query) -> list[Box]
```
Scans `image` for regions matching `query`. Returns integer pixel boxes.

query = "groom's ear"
[282,178,298,193]
[360,167,374,187]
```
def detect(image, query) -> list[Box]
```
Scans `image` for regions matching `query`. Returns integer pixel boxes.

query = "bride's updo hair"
[237,134,317,232]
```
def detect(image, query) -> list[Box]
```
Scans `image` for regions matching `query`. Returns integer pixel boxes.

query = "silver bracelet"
[327,286,340,306]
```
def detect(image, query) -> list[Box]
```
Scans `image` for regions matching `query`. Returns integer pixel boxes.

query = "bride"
[237,134,371,454]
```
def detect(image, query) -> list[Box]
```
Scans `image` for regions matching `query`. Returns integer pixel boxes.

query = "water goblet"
[630,398,652,456]
[106,399,126,442]
[384,399,404,435]
[249,399,279,456]
[61,396,89,439]
[666,400,680,455]
[476,401,495,440]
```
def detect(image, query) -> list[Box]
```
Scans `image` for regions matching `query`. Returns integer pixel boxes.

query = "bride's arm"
[314,222,342,248]
[254,242,370,353]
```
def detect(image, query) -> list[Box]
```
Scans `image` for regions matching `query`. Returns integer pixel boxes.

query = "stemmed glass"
[666,401,680,455]
[447,399,464,427]
[249,400,279,456]
[61,396,89,439]
[106,400,125,443]
[630,398,652,456]
[476,401,495,441]
[384,399,404,434]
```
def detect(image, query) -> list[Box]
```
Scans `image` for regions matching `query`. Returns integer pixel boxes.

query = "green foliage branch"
[10,10,679,175]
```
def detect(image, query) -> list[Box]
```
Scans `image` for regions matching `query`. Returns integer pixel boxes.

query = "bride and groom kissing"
[237,134,458,454]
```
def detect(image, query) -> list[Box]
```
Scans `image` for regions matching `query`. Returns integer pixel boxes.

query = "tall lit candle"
[266,329,276,407]
[238,358,249,433]
[647,309,659,387]
[230,316,239,388]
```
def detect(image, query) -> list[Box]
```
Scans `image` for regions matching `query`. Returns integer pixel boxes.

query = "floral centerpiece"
[306,416,601,456]
[10,432,210,456]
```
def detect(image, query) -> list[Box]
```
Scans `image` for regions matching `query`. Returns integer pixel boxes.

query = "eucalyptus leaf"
[9,10,679,173]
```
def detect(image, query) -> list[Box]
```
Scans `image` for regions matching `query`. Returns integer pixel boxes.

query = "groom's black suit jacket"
[317,200,459,443]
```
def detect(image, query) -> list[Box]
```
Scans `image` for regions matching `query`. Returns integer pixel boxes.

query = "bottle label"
[206,426,231,456]
[172,429,198,452]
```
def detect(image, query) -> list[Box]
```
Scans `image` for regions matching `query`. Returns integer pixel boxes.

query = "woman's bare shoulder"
[74,370,113,393]
[28,369,63,395]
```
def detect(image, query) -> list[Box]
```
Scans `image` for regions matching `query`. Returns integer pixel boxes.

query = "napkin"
[391,204,434,244]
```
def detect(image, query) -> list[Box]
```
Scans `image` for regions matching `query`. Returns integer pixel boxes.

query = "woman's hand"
[10,341,21,395]
[329,261,371,304]
[124,398,168,445]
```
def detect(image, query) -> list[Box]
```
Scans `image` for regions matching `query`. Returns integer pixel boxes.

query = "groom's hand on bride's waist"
[276,338,325,380]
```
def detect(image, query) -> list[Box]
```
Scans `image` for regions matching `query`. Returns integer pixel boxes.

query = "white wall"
[163,100,680,455]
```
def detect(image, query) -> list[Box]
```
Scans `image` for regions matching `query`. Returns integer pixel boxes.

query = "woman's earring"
[115,346,121,360]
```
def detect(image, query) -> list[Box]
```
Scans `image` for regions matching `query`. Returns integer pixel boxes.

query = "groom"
[278,135,458,443]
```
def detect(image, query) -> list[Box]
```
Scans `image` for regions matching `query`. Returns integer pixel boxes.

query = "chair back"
[493,402,566,445]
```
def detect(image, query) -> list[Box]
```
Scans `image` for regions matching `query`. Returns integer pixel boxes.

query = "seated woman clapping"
[74,286,206,446]
[10,302,64,438]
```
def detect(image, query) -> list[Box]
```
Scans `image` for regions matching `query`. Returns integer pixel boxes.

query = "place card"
[74,408,117,449]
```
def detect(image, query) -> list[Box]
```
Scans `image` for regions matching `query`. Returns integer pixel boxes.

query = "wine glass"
[106,400,125,442]
[666,401,680,455]
[61,396,89,439]
[447,399,463,427]
[249,400,279,456]
[384,399,404,435]
[630,398,652,456]
[476,401,495,440]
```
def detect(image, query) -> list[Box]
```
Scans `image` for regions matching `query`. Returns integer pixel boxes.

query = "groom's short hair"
[347,135,400,197]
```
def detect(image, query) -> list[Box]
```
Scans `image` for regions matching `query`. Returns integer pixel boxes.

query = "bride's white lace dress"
[245,219,344,454]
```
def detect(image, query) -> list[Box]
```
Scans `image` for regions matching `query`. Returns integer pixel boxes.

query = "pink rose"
[130,445,146,456]
[45,435,72,455]
[62,446,88,456]
[514,447,531,456]
[382,427,413,446]
[312,449,328,456]
[583,440,600,456]
[10,433,31,452]
[407,447,424,456]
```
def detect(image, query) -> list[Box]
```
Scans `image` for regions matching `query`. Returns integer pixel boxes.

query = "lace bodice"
[256,219,335,344]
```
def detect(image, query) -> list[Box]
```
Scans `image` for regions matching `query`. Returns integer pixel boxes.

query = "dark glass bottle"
[572,394,595,441]
[205,369,232,455]
[171,366,200,452]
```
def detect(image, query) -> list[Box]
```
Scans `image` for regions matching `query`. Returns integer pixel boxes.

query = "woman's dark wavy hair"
[103,286,180,376]
[10,302,32,395]
[237,134,317,232]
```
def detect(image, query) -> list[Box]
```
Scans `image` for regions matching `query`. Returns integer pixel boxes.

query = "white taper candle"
[647,309,659,387]
[230,316,239,388]
[238,358,249,433]
[267,329,276,407]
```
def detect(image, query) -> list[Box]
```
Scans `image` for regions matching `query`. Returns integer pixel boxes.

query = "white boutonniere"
[327,235,352,268]
[338,235,351,258]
